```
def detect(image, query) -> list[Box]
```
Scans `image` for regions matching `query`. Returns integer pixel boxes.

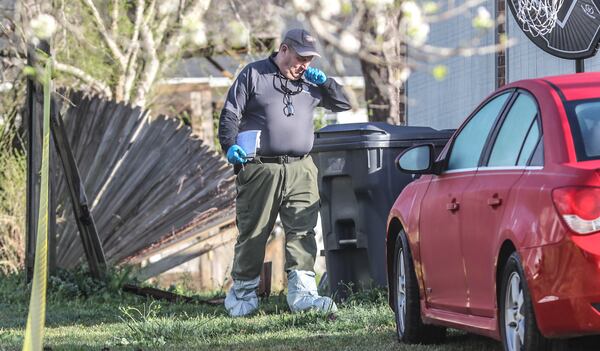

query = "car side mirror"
[396,144,437,174]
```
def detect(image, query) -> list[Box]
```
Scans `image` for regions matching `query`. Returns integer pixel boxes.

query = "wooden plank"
[258,262,272,298]
[135,225,237,281]
[265,229,286,292]
[126,214,236,264]
[199,249,214,290]
[207,240,235,291]
[50,101,106,278]
[122,284,223,305]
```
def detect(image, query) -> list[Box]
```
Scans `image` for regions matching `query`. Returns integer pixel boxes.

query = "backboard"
[507,0,600,59]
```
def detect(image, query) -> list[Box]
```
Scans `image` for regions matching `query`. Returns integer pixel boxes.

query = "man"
[219,28,351,317]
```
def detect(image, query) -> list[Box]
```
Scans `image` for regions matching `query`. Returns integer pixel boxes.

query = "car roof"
[528,72,600,102]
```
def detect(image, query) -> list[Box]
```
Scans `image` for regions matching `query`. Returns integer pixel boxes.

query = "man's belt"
[252,155,307,164]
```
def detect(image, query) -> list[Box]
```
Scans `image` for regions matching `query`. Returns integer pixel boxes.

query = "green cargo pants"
[232,155,319,281]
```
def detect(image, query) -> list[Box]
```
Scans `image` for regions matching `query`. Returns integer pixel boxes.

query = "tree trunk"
[359,10,406,125]
[360,57,403,125]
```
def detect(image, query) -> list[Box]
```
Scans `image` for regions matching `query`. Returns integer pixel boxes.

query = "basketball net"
[516,0,565,37]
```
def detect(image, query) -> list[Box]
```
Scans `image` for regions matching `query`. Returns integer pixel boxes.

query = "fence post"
[26,40,105,281]
[25,41,49,282]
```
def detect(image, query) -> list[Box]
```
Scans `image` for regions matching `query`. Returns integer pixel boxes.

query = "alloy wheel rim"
[396,249,407,334]
[504,272,525,351]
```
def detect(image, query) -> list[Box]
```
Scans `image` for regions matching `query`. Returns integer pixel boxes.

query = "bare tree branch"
[123,42,139,101]
[81,0,126,69]
[134,21,160,106]
[295,0,508,124]
[206,56,233,78]
[154,15,170,55]
[409,39,515,59]
[54,9,99,52]
[145,0,169,50]
[146,0,157,24]
[228,0,249,52]
[110,0,119,36]
[127,0,145,58]
[116,0,145,101]
[164,0,211,63]
[54,61,113,98]
[308,15,358,56]
[425,0,487,22]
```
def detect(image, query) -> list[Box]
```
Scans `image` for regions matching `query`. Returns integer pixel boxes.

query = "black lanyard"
[272,72,304,117]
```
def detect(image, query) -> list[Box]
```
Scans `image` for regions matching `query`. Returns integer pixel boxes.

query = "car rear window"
[568,100,600,161]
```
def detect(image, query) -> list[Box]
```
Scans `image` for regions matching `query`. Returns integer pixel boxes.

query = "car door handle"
[487,195,502,207]
[446,199,460,212]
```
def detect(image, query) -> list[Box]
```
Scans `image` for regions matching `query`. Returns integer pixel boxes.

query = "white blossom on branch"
[29,14,57,40]
[287,0,509,124]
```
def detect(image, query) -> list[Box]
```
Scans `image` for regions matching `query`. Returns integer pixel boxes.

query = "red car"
[387,72,600,351]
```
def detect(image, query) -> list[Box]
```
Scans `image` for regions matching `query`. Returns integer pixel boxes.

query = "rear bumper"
[523,236,600,337]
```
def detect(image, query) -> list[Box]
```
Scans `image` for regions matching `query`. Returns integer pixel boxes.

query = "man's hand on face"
[227,145,248,165]
[304,67,327,85]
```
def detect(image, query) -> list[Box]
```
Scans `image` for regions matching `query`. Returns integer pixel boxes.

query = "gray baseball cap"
[283,29,321,58]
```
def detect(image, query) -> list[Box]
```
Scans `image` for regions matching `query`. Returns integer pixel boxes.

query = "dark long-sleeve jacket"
[218,54,351,156]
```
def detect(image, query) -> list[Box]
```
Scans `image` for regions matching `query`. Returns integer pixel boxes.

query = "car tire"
[499,252,567,351]
[393,230,446,344]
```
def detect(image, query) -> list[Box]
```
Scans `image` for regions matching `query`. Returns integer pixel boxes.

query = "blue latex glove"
[304,67,327,85]
[227,145,248,165]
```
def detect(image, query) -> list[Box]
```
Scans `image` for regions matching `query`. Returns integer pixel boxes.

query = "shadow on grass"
[3,290,599,351]
[3,315,599,351]
[0,299,230,330]
[568,335,600,350]
[211,331,600,351]
[25,330,501,351]
[2,332,599,351]
[444,330,600,351]
[201,329,501,351]
[444,330,502,350]
[2,292,295,329]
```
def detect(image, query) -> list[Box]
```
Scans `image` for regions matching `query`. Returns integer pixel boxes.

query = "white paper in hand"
[236,130,261,158]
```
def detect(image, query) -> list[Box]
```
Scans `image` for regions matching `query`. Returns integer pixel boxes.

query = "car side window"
[447,93,510,170]
[517,119,541,166]
[488,93,538,167]
[529,139,544,166]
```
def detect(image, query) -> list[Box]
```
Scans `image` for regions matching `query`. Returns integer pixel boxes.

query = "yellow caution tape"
[23,59,52,351]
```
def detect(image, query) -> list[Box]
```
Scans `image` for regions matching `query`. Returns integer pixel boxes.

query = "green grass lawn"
[0,272,597,351]
[0,272,499,351]
[0,296,501,351]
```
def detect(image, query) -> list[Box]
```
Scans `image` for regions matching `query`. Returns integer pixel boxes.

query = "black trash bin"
[310,122,453,299]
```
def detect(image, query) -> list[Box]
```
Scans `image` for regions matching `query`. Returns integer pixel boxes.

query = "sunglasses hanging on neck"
[273,73,303,117]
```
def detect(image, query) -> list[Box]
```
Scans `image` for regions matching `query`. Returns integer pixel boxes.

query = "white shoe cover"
[225,276,260,317]
[287,270,337,313]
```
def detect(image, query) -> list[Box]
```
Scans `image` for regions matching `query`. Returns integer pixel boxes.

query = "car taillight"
[552,187,600,235]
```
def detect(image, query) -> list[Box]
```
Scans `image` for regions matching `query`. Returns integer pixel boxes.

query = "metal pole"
[25,41,56,282]
[24,41,50,282]
[576,59,585,73]
[24,45,38,282]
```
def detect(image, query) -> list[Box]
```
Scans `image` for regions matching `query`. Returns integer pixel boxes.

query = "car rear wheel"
[500,252,566,351]
[393,231,445,344]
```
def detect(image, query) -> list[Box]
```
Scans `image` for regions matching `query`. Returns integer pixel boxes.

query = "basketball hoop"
[507,0,600,59]
[516,0,565,37]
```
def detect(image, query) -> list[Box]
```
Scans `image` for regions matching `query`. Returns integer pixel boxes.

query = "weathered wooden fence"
[53,92,236,269]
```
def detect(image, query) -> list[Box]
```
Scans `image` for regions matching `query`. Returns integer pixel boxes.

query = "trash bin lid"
[313,122,454,151]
